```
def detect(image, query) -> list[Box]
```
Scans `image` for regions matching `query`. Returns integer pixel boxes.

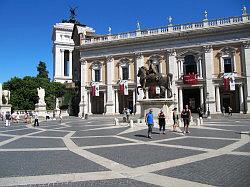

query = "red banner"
[183,74,198,85]
[224,77,229,91]
[91,85,96,96]
[119,83,124,94]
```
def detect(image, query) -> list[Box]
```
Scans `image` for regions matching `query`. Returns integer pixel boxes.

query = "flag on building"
[156,86,160,94]
[124,81,128,95]
[91,83,99,96]
[230,76,235,91]
[223,77,229,91]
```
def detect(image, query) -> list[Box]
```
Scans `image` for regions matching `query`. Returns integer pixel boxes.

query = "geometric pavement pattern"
[0,117,249,187]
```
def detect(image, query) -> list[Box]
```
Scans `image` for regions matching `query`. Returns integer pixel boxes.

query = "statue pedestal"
[0,104,12,114]
[35,103,46,118]
[138,99,175,125]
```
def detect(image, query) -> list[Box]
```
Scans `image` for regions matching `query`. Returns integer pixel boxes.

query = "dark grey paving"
[1,137,66,149]
[184,128,241,139]
[156,154,250,187]
[73,127,129,137]
[0,128,40,135]
[15,178,159,187]
[120,128,182,142]
[0,150,108,177]
[31,131,69,137]
[0,136,11,142]
[204,125,250,132]
[40,125,64,129]
[88,144,204,168]
[72,137,133,147]
[234,142,250,152]
[58,125,107,131]
[0,125,27,131]
[160,137,236,149]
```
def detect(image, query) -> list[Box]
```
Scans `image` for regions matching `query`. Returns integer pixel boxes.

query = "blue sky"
[0,0,249,83]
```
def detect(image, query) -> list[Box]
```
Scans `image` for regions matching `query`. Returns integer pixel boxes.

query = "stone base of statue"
[0,104,12,114]
[35,103,47,117]
[138,98,175,125]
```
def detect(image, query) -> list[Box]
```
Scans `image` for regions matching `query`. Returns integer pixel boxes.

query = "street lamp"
[173,93,177,108]
[206,92,211,119]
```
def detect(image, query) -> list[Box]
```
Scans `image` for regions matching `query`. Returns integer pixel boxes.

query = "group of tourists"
[145,105,194,139]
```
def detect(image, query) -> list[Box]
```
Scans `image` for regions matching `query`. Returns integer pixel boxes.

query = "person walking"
[34,112,39,126]
[172,107,179,132]
[197,106,203,125]
[5,111,11,127]
[181,105,191,133]
[158,109,166,134]
[145,109,154,139]
[126,108,131,122]
[228,106,232,116]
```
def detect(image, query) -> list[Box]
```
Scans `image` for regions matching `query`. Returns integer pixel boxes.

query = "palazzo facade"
[53,11,250,116]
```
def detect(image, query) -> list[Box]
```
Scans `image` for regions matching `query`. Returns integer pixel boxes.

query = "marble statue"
[2,90,10,105]
[37,87,45,105]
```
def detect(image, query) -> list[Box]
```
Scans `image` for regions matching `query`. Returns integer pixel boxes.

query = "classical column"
[146,88,149,99]
[180,59,184,77]
[179,87,183,112]
[78,58,87,117]
[243,41,250,113]
[88,91,92,114]
[68,50,73,79]
[105,56,115,114]
[115,90,119,114]
[239,84,244,112]
[60,49,65,77]
[200,86,204,108]
[135,52,144,113]
[198,57,203,78]
[215,86,221,112]
[204,45,216,114]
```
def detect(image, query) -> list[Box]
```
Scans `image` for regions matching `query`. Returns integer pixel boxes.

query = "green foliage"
[37,61,49,79]
[3,62,66,110]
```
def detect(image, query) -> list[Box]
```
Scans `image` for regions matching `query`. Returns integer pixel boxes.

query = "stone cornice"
[242,40,250,49]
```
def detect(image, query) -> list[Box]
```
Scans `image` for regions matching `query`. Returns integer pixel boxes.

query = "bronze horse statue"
[137,66,173,99]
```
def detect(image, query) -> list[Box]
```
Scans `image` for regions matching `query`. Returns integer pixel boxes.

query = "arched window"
[91,62,102,82]
[219,47,236,74]
[119,58,130,80]
[184,55,197,75]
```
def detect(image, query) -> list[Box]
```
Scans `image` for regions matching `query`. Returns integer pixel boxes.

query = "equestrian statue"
[137,64,173,99]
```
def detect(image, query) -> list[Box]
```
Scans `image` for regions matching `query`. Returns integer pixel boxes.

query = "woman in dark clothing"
[158,109,166,134]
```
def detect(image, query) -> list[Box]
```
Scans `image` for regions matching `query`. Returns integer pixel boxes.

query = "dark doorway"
[119,91,133,114]
[183,88,200,112]
[91,92,104,114]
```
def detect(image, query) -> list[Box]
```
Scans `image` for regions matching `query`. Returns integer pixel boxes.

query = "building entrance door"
[183,88,200,112]
[91,92,104,114]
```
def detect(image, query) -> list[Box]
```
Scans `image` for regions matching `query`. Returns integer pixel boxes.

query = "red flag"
[91,85,96,96]
[224,78,229,91]
[119,83,124,94]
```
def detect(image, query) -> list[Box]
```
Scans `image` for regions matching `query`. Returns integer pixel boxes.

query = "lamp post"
[173,93,177,108]
[206,92,211,119]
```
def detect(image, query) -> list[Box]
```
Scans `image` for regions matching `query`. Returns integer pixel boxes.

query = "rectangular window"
[122,67,129,80]
[95,69,100,82]
[224,58,233,73]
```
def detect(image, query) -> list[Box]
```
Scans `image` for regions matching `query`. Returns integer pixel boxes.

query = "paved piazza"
[0,116,249,187]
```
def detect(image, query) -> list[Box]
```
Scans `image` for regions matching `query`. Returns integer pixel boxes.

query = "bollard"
[130,119,134,128]
[137,119,141,124]
[114,118,119,126]
[196,118,200,126]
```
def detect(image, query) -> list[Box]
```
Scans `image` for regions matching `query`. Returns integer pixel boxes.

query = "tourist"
[5,111,11,127]
[197,106,203,125]
[122,108,127,122]
[34,111,39,126]
[126,108,131,122]
[172,107,179,132]
[158,109,166,134]
[181,105,191,133]
[222,106,225,115]
[228,106,232,116]
[145,109,154,139]
[59,110,62,123]
[46,112,50,121]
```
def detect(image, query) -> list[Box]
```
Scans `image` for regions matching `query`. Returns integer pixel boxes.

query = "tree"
[3,61,66,111]
[37,61,49,79]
